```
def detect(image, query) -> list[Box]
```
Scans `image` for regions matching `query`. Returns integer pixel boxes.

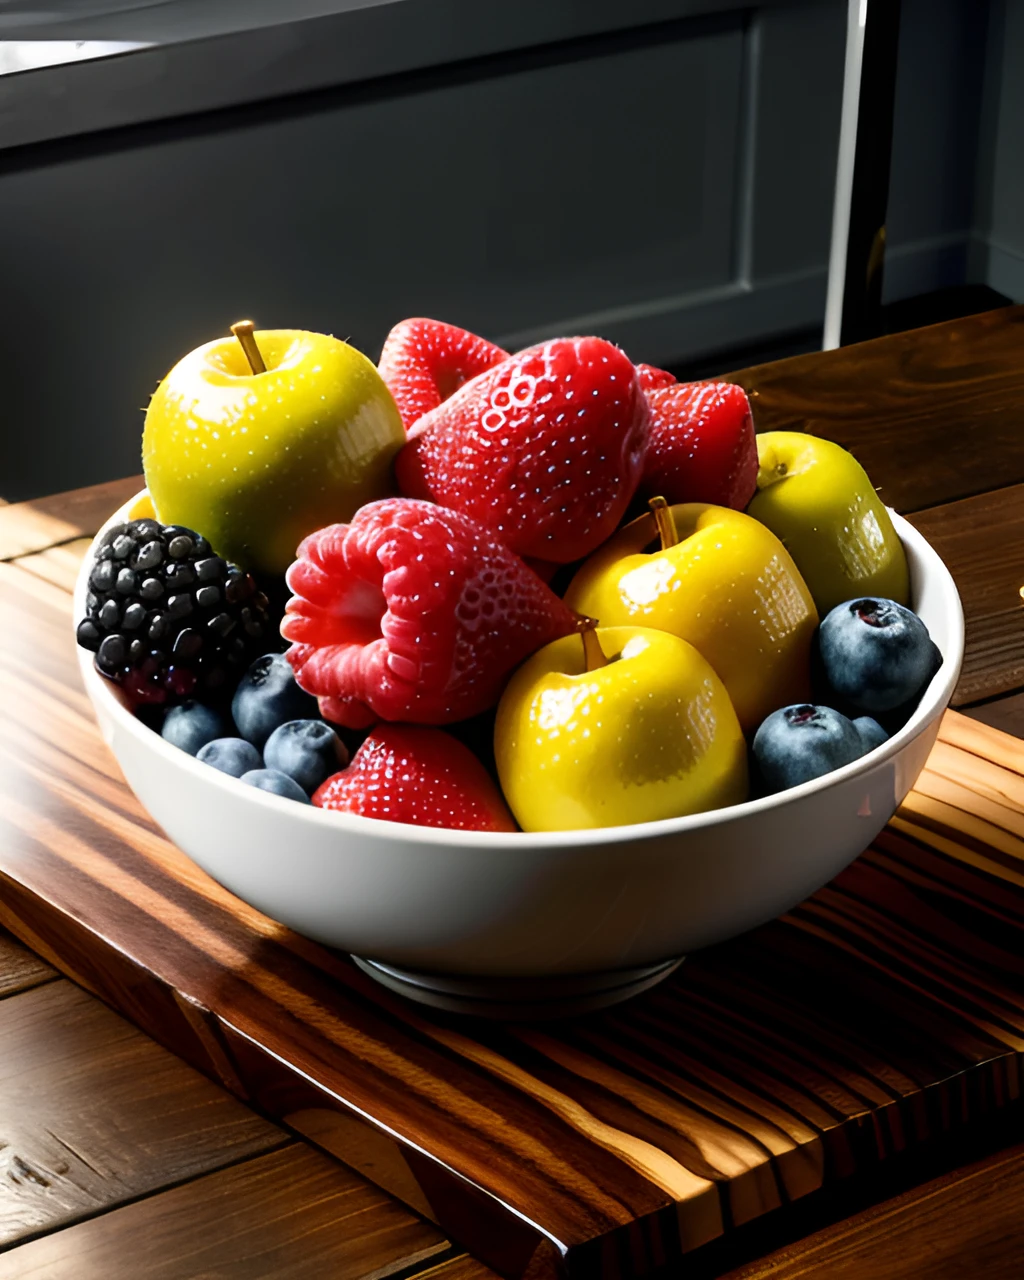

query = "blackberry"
[77,519,273,705]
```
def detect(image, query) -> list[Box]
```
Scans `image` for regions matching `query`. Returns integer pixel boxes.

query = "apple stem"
[755,445,787,491]
[649,496,679,550]
[231,320,267,374]
[580,623,608,672]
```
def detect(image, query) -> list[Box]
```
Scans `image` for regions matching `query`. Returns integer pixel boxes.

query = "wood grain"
[415,1258,503,1280]
[964,691,1024,743]
[12,538,95,595]
[0,1145,450,1280]
[6,310,1024,1278]
[0,928,54,999]
[718,1140,1024,1279]
[0,980,283,1249]
[0,559,678,1278]
[908,484,1024,705]
[729,306,1024,513]
[4,533,1024,1279]
[0,476,141,561]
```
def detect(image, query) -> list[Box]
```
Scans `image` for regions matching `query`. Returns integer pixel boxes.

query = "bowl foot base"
[350,956,684,1019]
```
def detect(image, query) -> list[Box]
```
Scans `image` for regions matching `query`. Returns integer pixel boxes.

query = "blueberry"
[240,768,311,803]
[263,720,349,795]
[753,704,868,793]
[853,716,889,752]
[197,737,262,778]
[232,653,319,749]
[161,702,231,756]
[818,598,942,715]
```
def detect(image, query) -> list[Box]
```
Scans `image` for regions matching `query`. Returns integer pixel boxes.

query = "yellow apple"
[565,502,818,733]
[494,625,747,832]
[747,431,909,613]
[143,326,405,574]
[128,492,157,521]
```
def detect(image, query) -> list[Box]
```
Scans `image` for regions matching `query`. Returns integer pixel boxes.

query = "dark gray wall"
[883,0,992,302]
[882,0,1023,308]
[971,0,1024,301]
[2,0,1015,503]
[0,0,847,502]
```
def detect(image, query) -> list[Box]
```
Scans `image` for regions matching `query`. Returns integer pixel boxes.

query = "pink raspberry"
[282,498,580,727]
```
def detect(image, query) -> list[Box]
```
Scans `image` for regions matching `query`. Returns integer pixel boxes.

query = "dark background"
[0,0,1019,502]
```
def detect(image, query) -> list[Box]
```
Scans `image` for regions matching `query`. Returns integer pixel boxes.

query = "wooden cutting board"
[3,534,1024,1280]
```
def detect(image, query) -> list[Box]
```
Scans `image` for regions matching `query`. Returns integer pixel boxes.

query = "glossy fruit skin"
[263,720,349,795]
[640,381,758,510]
[818,597,942,714]
[282,498,580,728]
[314,725,516,832]
[853,716,889,751]
[495,626,748,832]
[565,503,818,733]
[752,703,867,793]
[378,318,509,435]
[747,431,909,615]
[197,737,262,778]
[635,363,677,392]
[76,518,271,706]
[161,701,231,755]
[395,337,650,563]
[232,653,319,749]
[128,492,157,521]
[240,768,311,803]
[143,330,406,575]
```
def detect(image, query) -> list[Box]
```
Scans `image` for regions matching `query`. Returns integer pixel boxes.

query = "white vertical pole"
[823,0,870,350]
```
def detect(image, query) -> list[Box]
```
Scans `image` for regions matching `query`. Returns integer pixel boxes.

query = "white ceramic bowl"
[75,498,964,1016]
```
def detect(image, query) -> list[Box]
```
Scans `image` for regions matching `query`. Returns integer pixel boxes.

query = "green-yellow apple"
[565,501,818,733]
[143,325,405,574]
[495,624,747,832]
[747,431,909,614]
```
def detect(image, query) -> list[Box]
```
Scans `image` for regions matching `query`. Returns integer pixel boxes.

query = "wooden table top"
[2,307,1024,1278]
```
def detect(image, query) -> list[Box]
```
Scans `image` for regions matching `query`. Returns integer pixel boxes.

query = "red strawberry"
[314,725,516,832]
[378,318,509,435]
[524,557,559,585]
[282,498,580,728]
[636,363,676,393]
[640,381,758,510]
[395,337,650,563]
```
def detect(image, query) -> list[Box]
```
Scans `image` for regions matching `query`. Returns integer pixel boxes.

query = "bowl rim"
[75,493,965,850]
